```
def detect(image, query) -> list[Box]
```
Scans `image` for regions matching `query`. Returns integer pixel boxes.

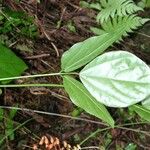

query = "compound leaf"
[97,0,143,22]
[80,51,150,107]
[92,15,149,39]
[63,75,114,127]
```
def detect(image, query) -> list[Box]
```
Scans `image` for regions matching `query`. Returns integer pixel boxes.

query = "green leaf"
[138,0,150,8]
[6,129,15,141]
[80,51,150,107]
[61,16,148,73]
[93,15,149,39]
[125,143,137,150]
[90,27,106,35]
[63,75,114,127]
[0,44,28,83]
[130,104,150,122]
[142,96,150,110]
[0,108,4,121]
[61,34,112,72]
[97,0,143,23]
[9,107,18,119]
[80,1,101,10]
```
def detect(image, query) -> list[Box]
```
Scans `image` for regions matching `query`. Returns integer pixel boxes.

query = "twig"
[0,106,107,126]
[81,146,100,149]
[51,42,60,57]
[136,32,150,38]
[25,54,50,59]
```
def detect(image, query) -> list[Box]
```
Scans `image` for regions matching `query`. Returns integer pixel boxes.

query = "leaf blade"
[61,16,147,73]
[80,51,150,107]
[63,75,114,127]
[142,96,150,110]
[0,44,28,83]
[130,104,150,122]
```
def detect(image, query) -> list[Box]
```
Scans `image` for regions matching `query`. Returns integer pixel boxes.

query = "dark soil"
[0,0,150,150]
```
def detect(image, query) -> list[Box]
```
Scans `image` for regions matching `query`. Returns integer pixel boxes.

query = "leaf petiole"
[0,72,78,82]
[0,83,64,88]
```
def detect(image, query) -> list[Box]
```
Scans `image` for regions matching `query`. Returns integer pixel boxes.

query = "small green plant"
[0,108,18,145]
[0,8,38,39]
[1,35,150,127]
[0,0,150,127]
[66,20,76,33]
[0,7,38,52]
[80,0,149,39]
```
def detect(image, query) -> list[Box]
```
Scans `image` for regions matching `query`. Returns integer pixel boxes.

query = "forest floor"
[0,0,150,150]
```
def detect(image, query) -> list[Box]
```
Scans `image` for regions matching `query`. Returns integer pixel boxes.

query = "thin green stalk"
[80,127,111,145]
[0,72,78,82]
[80,121,150,145]
[0,72,61,82]
[0,83,64,88]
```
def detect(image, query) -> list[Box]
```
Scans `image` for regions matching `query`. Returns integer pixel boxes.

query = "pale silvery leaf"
[80,51,150,107]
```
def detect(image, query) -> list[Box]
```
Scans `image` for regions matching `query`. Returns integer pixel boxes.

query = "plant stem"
[0,84,63,88]
[80,127,110,145]
[0,72,78,82]
[80,121,150,145]
[0,106,107,126]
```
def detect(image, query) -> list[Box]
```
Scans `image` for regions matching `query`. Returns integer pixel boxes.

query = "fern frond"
[97,0,143,23]
[91,15,149,40]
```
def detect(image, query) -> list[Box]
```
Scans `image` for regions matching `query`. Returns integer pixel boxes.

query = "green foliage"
[91,15,149,37]
[80,0,143,22]
[0,0,149,127]
[0,6,32,104]
[79,51,150,108]
[0,109,4,121]
[125,143,137,150]
[80,1,101,10]
[80,0,149,41]
[0,8,38,39]
[61,33,115,72]
[142,96,150,110]
[0,43,27,84]
[61,16,148,72]
[63,75,114,127]
[60,0,150,124]
[5,108,18,141]
[0,108,18,144]
[66,20,76,33]
[62,0,149,73]
[130,105,150,122]
[71,107,83,117]
[138,0,150,8]
[96,0,143,23]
